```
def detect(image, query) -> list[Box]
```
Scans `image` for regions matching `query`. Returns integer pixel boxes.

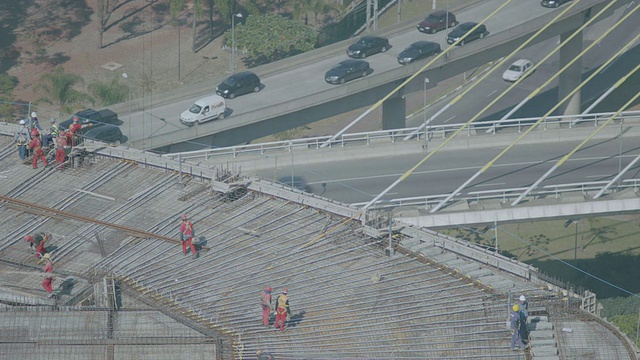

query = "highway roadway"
[403,4,640,128]
[253,133,640,205]
[122,0,599,149]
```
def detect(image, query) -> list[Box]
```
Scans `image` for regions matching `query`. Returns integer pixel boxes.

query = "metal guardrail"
[161,110,640,161]
[353,178,640,210]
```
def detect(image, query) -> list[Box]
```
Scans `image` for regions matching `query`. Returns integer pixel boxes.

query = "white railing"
[162,110,640,161]
[352,179,640,210]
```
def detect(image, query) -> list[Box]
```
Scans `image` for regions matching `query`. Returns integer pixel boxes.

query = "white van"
[180,95,226,126]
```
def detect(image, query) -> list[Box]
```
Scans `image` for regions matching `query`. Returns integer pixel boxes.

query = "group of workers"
[23,232,57,295]
[14,112,91,169]
[261,286,291,331]
[510,294,530,351]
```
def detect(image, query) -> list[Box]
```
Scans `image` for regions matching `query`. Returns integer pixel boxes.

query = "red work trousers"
[55,148,65,164]
[274,308,288,331]
[262,305,271,326]
[35,243,47,259]
[182,237,196,255]
[33,152,47,169]
[42,277,53,293]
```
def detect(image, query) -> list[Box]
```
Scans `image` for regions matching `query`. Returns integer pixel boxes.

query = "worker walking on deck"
[28,129,48,169]
[24,232,50,259]
[179,214,197,258]
[510,304,525,351]
[261,286,273,326]
[274,288,290,331]
[39,253,54,293]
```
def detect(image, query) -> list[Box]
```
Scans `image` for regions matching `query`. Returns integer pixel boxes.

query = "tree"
[97,0,121,48]
[34,67,93,113]
[168,0,207,52]
[231,13,317,67]
[88,78,129,106]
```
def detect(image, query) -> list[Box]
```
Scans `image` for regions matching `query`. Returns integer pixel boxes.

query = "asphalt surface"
[255,132,640,205]
[122,0,577,147]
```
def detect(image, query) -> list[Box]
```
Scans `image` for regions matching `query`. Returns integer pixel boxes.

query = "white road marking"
[443,116,456,123]
[475,182,506,187]
[486,90,498,97]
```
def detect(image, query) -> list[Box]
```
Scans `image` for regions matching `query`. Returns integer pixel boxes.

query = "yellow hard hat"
[512,304,519,312]
[43,253,51,260]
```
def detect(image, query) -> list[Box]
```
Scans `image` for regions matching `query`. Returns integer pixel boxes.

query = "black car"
[346,35,390,59]
[82,125,123,144]
[446,22,489,46]
[541,0,572,7]
[324,59,370,85]
[277,176,311,193]
[397,41,441,65]
[417,11,458,34]
[216,71,261,99]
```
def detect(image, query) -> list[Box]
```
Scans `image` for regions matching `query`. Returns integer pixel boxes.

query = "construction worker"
[518,295,530,345]
[518,295,529,321]
[261,286,273,326]
[30,111,42,131]
[28,129,48,169]
[54,130,68,167]
[510,304,525,351]
[39,253,54,293]
[24,232,49,259]
[256,350,276,360]
[41,118,59,147]
[14,119,31,160]
[179,214,197,258]
[274,288,290,331]
[67,115,92,147]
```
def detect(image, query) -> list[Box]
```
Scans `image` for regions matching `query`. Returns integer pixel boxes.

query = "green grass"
[440,215,640,298]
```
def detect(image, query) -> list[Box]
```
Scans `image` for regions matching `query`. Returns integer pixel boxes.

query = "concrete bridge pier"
[559,29,583,115]
[382,87,406,130]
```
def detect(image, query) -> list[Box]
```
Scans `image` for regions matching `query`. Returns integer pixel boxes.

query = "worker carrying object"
[39,253,54,293]
[24,233,50,259]
[28,129,48,169]
[261,286,273,326]
[179,214,197,258]
[274,288,290,331]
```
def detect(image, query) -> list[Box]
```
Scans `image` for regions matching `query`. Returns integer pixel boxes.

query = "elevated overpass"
[119,0,627,152]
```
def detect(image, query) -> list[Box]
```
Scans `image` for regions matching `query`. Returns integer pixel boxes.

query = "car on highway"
[502,59,535,81]
[446,22,489,46]
[540,0,572,8]
[346,35,390,59]
[397,41,441,65]
[216,71,261,99]
[277,176,311,192]
[417,10,457,34]
[324,59,370,85]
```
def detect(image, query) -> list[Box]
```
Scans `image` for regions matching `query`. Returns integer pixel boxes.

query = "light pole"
[231,13,243,74]
[122,73,131,142]
[423,77,429,139]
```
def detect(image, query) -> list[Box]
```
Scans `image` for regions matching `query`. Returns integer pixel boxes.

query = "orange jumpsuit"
[29,137,47,169]
[180,219,196,255]
[42,259,54,293]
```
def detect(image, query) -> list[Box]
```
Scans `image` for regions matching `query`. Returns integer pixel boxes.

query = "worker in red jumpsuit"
[274,288,290,331]
[55,130,68,167]
[261,286,273,326]
[67,116,92,147]
[28,129,47,169]
[39,253,54,293]
[179,214,197,258]
[24,232,49,259]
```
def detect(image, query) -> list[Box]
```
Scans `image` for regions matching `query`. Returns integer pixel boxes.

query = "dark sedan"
[541,0,572,7]
[346,35,390,59]
[417,11,457,34]
[446,22,489,46]
[397,41,441,65]
[325,59,370,85]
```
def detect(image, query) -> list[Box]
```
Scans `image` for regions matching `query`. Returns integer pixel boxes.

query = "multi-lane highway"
[253,129,640,205]
[123,0,618,150]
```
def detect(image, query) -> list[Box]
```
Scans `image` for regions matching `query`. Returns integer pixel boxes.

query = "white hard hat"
[19,119,26,125]
[519,295,526,301]
[31,112,37,117]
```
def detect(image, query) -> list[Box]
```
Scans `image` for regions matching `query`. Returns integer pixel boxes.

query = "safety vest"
[51,124,60,137]
[181,221,193,236]
[15,127,29,145]
[276,294,289,313]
